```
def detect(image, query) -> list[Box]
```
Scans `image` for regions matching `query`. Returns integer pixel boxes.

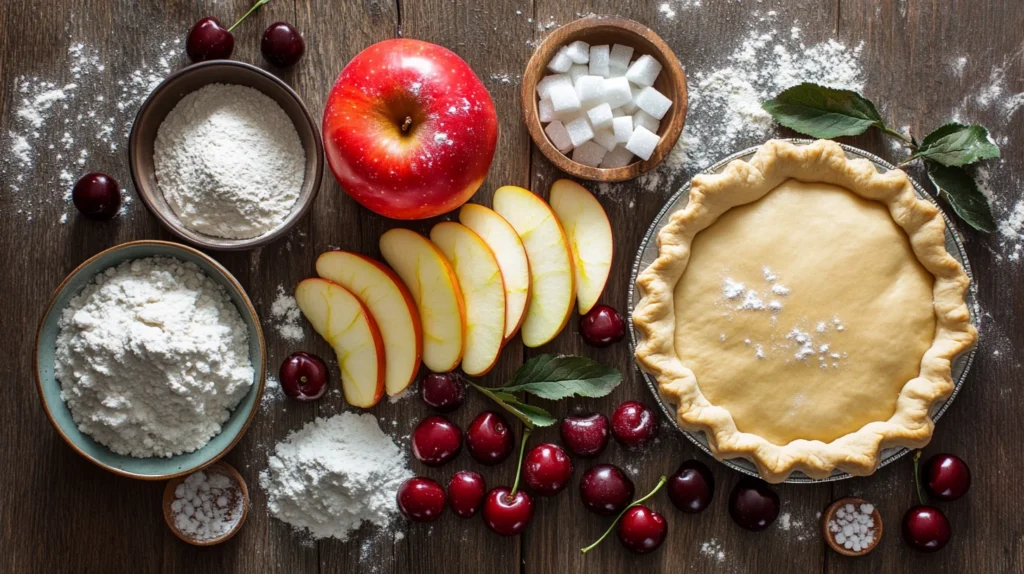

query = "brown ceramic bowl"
[129,60,323,251]
[821,497,883,557]
[162,461,249,546]
[521,16,688,182]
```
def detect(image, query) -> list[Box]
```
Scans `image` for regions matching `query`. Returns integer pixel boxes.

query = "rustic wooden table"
[2,0,1021,572]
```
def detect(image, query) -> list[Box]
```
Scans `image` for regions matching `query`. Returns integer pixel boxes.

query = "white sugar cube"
[536,74,571,100]
[550,82,581,113]
[609,44,634,75]
[575,75,605,106]
[635,86,672,119]
[612,115,633,143]
[539,98,558,123]
[618,85,639,114]
[565,116,594,147]
[603,77,633,109]
[548,47,574,73]
[611,107,625,117]
[632,109,660,133]
[568,64,589,84]
[625,125,660,160]
[587,103,614,130]
[572,141,607,166]
[600,145,635,168]
[544,121,573,152]
[593,127,618,151]
[625,54,663,87]
[565,41,590,64]
[589,45,610,78]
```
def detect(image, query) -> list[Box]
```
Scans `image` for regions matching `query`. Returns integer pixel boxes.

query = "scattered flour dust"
[3,39,180,223]
[700,538,726,562]
[260,413,413,541]
[270,285,304,342]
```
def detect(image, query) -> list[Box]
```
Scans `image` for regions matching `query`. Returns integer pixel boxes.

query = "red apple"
[323,39,499,220]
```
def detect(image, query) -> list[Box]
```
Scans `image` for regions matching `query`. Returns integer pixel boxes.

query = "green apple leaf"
[761,83,886,138]
[925,161,996,232]
[911,123,1001,167]
[500,354,621,400]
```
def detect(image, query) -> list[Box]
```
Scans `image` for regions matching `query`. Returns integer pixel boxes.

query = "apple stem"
[508,428,532,499]
[400,116,413,133]
[580,476,667,554]
[912,450,927,505]
[228,0,271,33]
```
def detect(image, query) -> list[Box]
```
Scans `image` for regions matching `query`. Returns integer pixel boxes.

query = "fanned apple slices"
[430,222,506,376]
[549,179,614,315]
[315,251,422,397]
[493,185,576,348]
[294,278,386,408]
[380,228,467,373]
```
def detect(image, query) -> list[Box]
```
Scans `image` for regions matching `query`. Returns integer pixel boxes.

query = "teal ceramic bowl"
[35,240,266,480]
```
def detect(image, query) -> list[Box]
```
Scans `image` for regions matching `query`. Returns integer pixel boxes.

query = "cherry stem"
[228,0,271,32]
[467,380,536,429]
[401,116,413,132]
[912,450,927,505]
[508,427,532,498]
[580,475,667,554]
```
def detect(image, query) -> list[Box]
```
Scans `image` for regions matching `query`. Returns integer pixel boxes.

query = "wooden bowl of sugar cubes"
[522,16,687,182]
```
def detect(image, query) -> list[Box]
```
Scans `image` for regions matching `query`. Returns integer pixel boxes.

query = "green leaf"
[467,384,556,428]
[761,83,886,138]
[911,123,1001,167]
[500,355,622,400]
[925,161,996,232]
[500,398,557,428]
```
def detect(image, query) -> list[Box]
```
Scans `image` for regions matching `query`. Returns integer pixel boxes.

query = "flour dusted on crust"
[54,256,254,458]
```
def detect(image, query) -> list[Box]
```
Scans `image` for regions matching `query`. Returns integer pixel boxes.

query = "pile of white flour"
[260,413,412,541]
[154,84,305,239]
[55,257,254,458]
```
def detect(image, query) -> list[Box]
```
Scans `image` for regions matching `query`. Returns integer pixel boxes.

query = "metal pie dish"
[627,139,978,484]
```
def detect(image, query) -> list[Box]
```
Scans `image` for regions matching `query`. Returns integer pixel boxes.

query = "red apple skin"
[323,39,499,220]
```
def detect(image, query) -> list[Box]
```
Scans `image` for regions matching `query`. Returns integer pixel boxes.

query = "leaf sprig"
[467,354,622,429]
[762,82,1000,232]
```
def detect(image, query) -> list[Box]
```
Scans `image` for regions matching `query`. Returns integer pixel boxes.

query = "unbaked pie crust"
[632,139,977,483]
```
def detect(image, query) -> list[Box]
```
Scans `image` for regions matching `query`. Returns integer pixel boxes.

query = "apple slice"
[315,251,422,396]
[492,185,576,348]
[458,203,531,343]
[380,228,466,373]
[294,278,386,408]
[430,222,506,376]
[549,179,614,315]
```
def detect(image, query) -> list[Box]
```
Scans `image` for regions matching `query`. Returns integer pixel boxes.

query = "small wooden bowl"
[521,16,688,182]
[821,497,883,557]
[129,60,324,251]
[163,461,249,546]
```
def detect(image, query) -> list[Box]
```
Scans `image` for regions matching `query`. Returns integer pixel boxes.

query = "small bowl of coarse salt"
[521,16,688,182]
[821,497,883,556]
[163,462,249,546]
[129,60,323,251]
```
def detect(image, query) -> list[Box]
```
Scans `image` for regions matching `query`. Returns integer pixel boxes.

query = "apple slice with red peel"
[380,228,466,373]
[315,251,422,397]
[430,222,506,376]
[294,278,386,408]
[492,185,576,348]
[459,203,531,343]
[549,179,614,315]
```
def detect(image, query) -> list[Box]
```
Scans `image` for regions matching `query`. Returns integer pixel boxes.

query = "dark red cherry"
[902,505,951,552]
[482,487,534,536]
[466,411,514,465]
[728,477,780,531]
[579,464,635,516]
[559,413,610,458]
[278,352,328,401]
[419,372,465,412]
[611,401,656,448]
[668,459,715,513]
[580,304,625,347]
[411,415,462,466]
[72,172,121,220]
[923,453,971,501]
[261,22,305,67]
[522,443,574,496]
[397,477,445,522]
[186,18,234,62]
[447,471,486,518]
[617,505,667,553]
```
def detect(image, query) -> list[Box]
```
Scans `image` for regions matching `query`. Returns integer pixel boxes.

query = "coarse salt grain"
[828,502,877,552]
[171,470,244,541]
